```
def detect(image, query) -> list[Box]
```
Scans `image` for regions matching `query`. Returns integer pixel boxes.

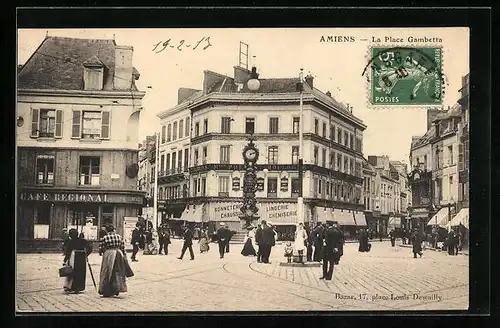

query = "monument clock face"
[243,148,258,161]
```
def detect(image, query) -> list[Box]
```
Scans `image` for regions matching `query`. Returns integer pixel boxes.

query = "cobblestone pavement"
[16,240,468,312]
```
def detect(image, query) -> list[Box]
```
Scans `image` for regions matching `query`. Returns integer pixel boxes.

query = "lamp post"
[447,197,455,232]
[298,68,305,224]
[239,67,261,229]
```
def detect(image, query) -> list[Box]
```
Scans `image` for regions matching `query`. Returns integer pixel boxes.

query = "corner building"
[16,36,145,249]
[159,66,366,235]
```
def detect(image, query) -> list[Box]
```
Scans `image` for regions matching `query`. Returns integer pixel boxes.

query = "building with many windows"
[362,156,403,237]
[409,100,465,234]
[158,65,367,235]
[457,73,469,210]
[16,36,145,249]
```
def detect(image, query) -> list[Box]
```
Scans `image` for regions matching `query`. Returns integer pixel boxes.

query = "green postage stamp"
[367,47,443,106]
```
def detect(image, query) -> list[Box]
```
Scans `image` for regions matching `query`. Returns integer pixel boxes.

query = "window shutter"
[55,110,63,138]
[71,111,81,138]
[101,111,110,139]
[31,108,39,137]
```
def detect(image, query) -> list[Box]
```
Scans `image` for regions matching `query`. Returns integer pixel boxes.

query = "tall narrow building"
[17,36,146,250]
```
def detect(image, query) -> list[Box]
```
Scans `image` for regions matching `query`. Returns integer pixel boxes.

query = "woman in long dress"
[294,222,307,263]
[98,224,133,298]
[62,228,92,293]
[199,229,210,253]
[241,226,257,256]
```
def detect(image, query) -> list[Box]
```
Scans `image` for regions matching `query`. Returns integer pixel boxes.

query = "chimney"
[305,74,314,88]
[326,91,331,97]
[426,108,440,130]
[113,45,134,89]
[234,66,251,85]
[368,156,377,167]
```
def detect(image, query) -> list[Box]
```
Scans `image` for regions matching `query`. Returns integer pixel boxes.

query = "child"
[284,242,293,263]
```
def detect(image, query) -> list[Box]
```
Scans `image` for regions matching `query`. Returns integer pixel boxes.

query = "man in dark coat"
[320,221,343,280]
[389,229,396,247]
[178,225,195,260]
[411,230,423,258]
[216,222,232,259]
[131,222,142,262]
[447,230,456,255]
[255,223,263,263]
[305,224,314,262]
[312,222,324,262]
[158,224,171,255]
[358,228,370,252]
[258,220,275,264]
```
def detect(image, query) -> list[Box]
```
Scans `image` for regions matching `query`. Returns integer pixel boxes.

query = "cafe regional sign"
[20,191,143,204]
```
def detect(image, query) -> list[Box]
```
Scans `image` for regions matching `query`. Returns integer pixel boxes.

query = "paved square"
[16,240,468,312]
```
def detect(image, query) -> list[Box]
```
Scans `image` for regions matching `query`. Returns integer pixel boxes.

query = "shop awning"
[179,207,192,222]
[316,207,328,223]
[353,211,367,226]
[388,217,401,227]
[189,205,204,223]
[427,207,451,227]
[450,208,469,228]
[333,209,356,226]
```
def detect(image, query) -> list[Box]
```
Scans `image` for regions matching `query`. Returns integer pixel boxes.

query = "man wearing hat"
[320,220,343,280]
[216,222,231,259]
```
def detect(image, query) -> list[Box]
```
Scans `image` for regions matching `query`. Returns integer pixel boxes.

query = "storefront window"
[101,205,114,226]
[67,204,99,240]
[67,204,99,227]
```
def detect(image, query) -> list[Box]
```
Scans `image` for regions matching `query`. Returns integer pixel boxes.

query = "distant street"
[16,240,468,312]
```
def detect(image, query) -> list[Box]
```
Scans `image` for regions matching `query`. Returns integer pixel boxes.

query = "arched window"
[158,187,164,200]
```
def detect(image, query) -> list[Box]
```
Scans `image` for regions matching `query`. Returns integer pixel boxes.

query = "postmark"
[362,46,444,106]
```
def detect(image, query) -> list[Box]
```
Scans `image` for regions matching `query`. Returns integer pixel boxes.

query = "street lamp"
[247,67,260,92]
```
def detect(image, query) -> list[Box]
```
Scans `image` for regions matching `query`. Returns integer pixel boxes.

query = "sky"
[17,28,469,163]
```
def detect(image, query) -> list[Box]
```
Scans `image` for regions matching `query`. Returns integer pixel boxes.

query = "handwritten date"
[153,37,212,53]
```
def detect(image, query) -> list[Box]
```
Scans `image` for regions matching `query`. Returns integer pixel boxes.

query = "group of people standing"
[62,224,134,298]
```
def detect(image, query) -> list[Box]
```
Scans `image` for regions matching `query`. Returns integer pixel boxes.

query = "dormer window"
[83,55,106,91]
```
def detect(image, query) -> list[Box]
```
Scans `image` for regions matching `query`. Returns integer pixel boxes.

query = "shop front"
[17,189,144,247]
[203,200,299,237]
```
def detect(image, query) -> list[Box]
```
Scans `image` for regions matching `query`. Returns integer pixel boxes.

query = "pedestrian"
[62,228,93,293]
[98,224,133,298]
[454,231,460,255]
[410,230,423,258]
[178,225,195,260]
[216,222,231,259]
[305,224,314,262]
[130,222,142,262]
[199,228,210,254]
[294,222,307,264]
[158,225,171,255]
[320,221,343,280]
[447,230,456,255]
[255,223,263,263]
[312,222,324,262]
[458,231,464,251]
[258,220,275,264]
[358,228,370,252]
[241,226,257,257]
[389,229,396,247]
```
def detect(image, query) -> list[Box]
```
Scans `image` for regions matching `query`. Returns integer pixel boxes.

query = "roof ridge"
[47,35,115,42]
